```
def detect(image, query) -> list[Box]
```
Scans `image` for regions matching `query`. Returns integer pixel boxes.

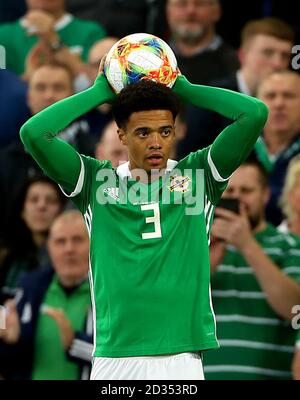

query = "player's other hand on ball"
[93,54,106,85]
[93,54,116,102]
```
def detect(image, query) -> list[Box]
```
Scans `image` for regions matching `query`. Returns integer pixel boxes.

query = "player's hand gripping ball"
[104,33,179,93]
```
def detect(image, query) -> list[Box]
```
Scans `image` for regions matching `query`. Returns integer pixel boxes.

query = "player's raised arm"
[173,75,269,180]
[20,72,116,193]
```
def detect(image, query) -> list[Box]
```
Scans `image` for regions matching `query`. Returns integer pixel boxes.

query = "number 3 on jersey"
[141,203,162,240]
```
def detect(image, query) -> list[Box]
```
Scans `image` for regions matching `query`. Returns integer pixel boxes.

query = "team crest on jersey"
[103,187,120,201]
[168,175,191,193]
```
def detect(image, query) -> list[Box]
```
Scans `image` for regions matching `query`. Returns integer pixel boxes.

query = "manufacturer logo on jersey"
[103,187,120,201]
[168,175,191,193]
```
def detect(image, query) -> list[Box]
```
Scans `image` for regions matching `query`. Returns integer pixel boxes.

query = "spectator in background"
[214,17,294,95]
[0,62,109,229]
[71,37,119,93]
[95,121,128,168]
[170,113,187,159]
[166,0,239,83]
[278,156,300,236]
[0,210,92,380]
[0,69,30,147]
[87,37,119,84]
[26,63,102,154]
[0,175,66,301]
[205,160,300,380]
[255,71,300,226]
[175,16,295,159]
[65,0,166,39]
[166,0,239,158]
[0,0,106,76]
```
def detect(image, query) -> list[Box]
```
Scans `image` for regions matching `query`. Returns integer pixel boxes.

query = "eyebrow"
[134,125,174,132]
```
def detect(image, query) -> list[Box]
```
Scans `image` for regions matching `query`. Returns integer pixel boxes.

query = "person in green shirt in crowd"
[0,210,92,380]
[206,159,300,380]
[0,0,106,77]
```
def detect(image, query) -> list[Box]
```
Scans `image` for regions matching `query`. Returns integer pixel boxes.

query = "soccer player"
[20,61,268,380]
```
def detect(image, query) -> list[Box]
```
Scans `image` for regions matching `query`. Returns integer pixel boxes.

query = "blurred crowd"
[1,0,300,380]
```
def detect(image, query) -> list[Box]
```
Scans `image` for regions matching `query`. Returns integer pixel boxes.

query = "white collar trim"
[116,159,178,179]
[55,13,73,30]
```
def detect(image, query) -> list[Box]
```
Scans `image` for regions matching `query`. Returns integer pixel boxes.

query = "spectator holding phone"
[205,159,300,380]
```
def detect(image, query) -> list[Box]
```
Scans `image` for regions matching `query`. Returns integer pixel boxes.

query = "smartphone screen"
[217,198,240,214]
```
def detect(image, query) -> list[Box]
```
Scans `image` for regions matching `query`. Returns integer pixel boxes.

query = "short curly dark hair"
[111,80,180,129]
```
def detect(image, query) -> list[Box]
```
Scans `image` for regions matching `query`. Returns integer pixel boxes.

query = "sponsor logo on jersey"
[168,175,191,193]
[103,187,120,201]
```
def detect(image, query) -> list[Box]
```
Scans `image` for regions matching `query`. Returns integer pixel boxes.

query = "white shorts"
[90,352,204,380]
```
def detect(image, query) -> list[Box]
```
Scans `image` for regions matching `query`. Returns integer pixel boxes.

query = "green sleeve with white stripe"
[20,74,116,194]
[173,75,269,180]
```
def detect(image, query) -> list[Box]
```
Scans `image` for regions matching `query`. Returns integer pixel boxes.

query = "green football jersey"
[63,147,227,357]
[204,225,300,380]
[19,71,269,358]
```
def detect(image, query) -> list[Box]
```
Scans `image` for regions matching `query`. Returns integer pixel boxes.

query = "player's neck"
[129,163,166,183]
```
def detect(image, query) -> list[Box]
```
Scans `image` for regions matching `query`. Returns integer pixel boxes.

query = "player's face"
[241,35,291,82]
[118,110,176,174]
[258,73,300,135]
[48,218,89,285]
[166,0,221,43]
[28,66,73,115]
[223,166,269,229]
[22,182,62,234]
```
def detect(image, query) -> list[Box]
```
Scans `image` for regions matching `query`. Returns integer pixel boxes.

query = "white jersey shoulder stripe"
[87,256,97,356]
[207,148,232,182]
[59,154,85,198]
